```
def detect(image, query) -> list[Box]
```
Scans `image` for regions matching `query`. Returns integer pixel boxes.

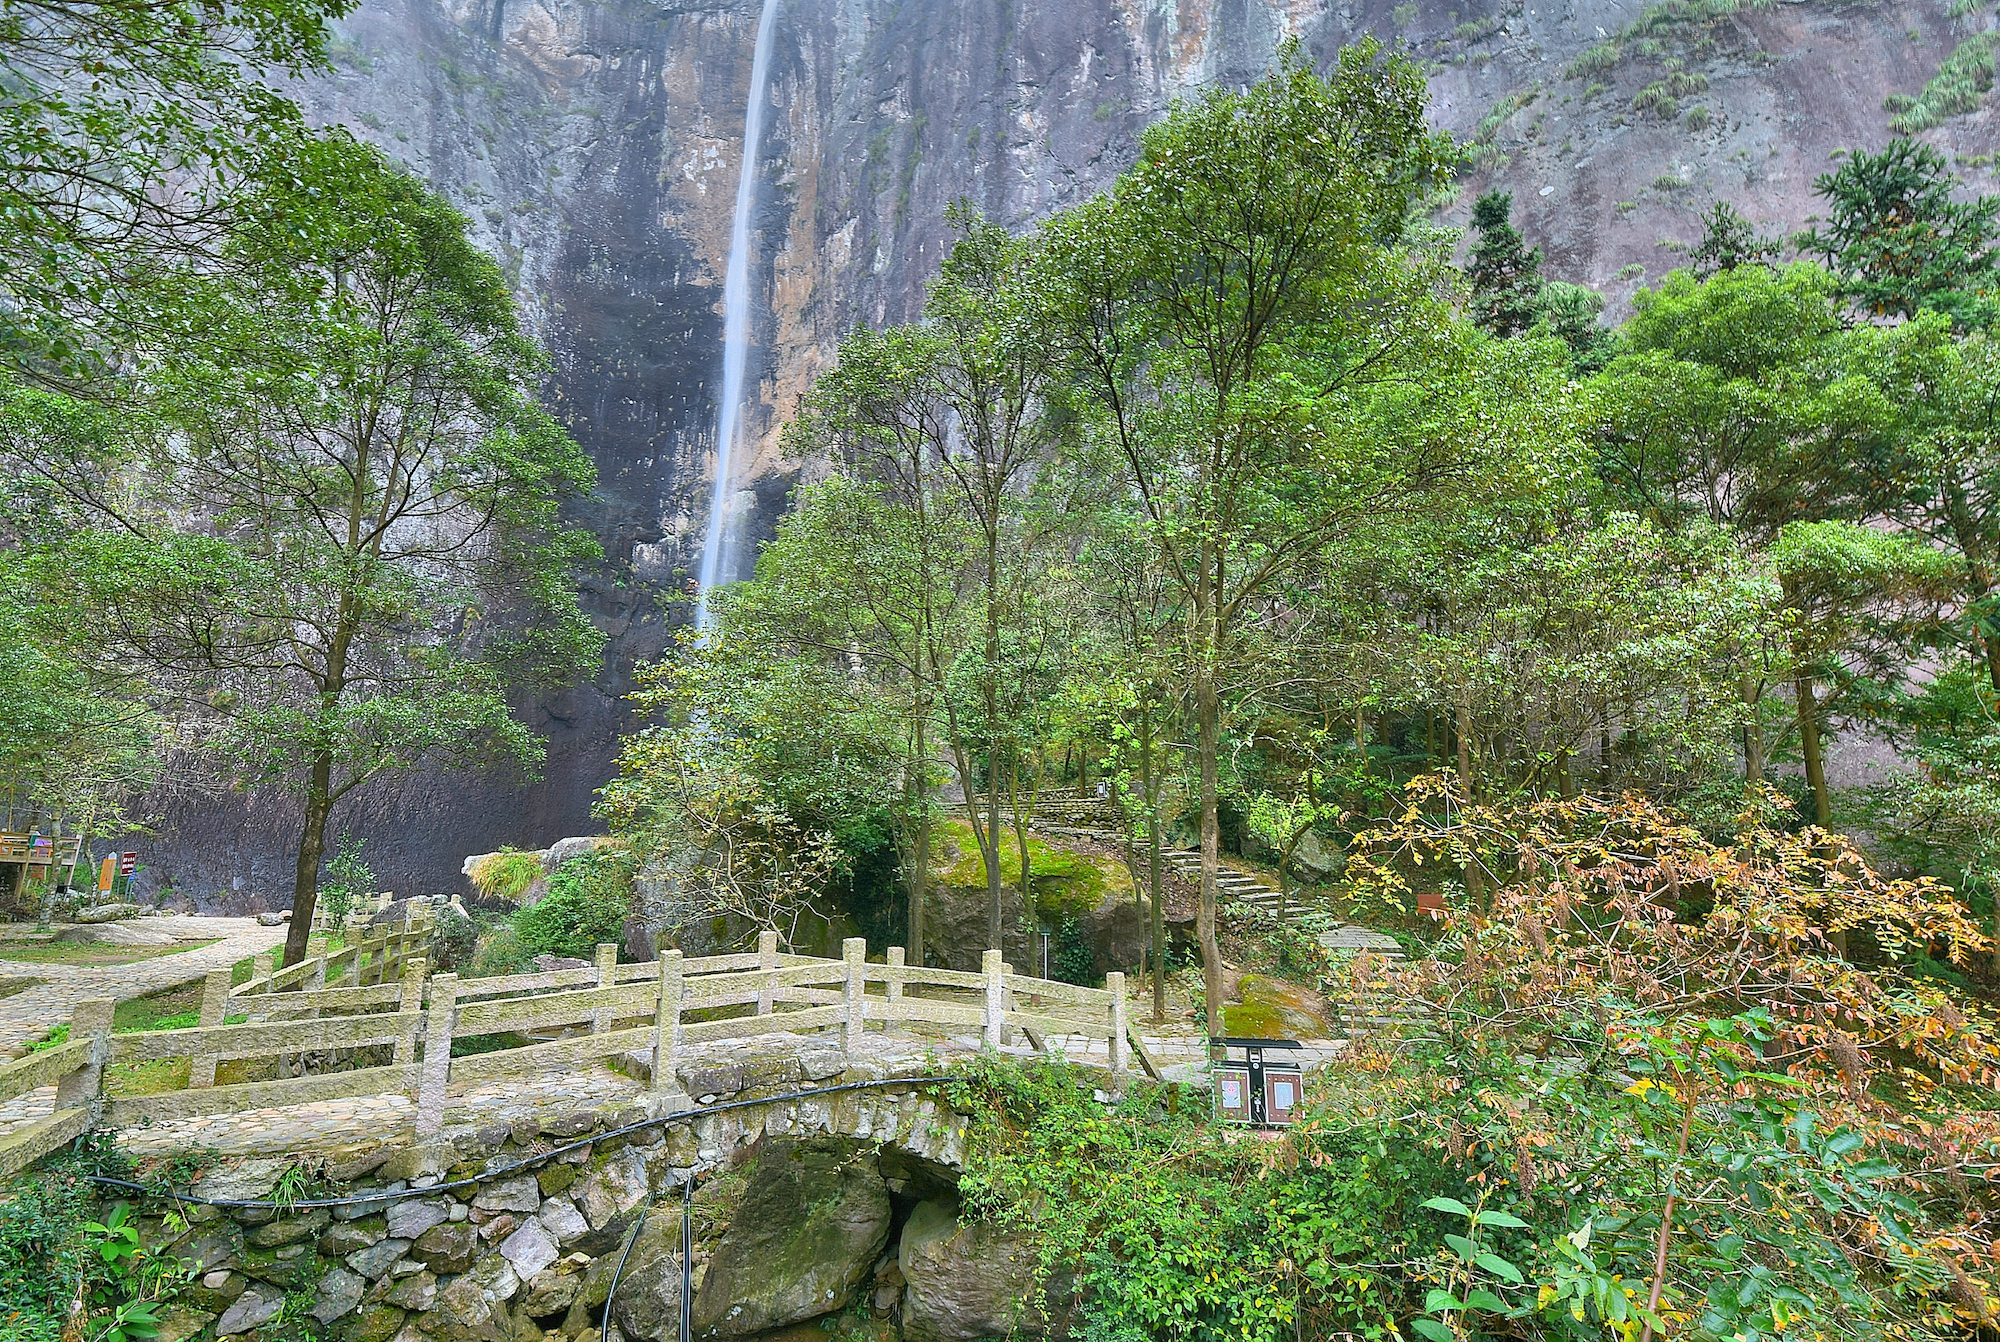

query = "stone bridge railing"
[0,932,1152,1177]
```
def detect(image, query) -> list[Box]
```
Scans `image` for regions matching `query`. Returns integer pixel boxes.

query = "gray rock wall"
[135,0,1987,897]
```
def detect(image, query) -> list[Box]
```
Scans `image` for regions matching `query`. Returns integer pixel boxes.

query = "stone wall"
[147,1081,1057,1342]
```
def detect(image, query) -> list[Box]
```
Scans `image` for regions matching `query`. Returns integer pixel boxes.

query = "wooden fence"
[0,931,1153,1178]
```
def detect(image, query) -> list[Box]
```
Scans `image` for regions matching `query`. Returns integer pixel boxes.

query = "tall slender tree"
[11,133,603,963]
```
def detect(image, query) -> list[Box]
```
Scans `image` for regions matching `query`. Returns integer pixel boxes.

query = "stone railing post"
[842,937,866,1053]
[189,970,231,1089]
[251,950,276,995]
[1106,971,1129,1088]
[55,998,114,1116]
[756,929,778,1015]
[1000,961,1016,1047]
[414,972,457,1140]
[592,942,618,1033]
[982,950,1004,1050]
[651,950,686,1108]
[394,957,428,1067]
[885,947,904,1007]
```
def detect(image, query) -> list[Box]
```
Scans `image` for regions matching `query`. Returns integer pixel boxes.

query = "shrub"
[1685,102,1712,129]
[513,851,635,961]
[469,847,543,903]
[428,905,478,970]
[318,832,372,928]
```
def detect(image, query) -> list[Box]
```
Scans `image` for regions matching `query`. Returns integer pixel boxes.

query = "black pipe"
[603,1186,659,1342]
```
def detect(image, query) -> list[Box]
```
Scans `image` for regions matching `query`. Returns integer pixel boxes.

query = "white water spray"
[694,0,781,629]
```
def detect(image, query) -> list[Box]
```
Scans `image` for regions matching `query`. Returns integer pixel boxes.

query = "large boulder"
[899,1197,1042,1342]
[691,1139,892,1337]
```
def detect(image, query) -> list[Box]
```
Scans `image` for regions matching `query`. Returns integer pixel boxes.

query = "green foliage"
[512,851,635,961]
[3,131,605,957]
[318,832,372,928]
[0,1137,186,1342]
[1691,199,1779,277]
[1799,137,2000,328]
[1890,32,2000,133]
[1467,190,1546,337]
[952,1055,1471,1342]
[470,848,544,904]
[0,0,349,371]
[428,904,479,970]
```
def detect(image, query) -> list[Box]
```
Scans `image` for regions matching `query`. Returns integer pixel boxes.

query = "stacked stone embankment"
[149,1072,1048,1342]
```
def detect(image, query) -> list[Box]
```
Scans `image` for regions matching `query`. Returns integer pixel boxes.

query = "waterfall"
[694,0,782,629]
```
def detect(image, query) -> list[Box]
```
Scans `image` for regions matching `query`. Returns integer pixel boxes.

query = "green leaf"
[1465,1288,1509,1312]
[1476,1210,1528,1229]
[1411,1321,1455,1342]
[1475,1252,1524,1283]
[1425,1289,1467,1313]
[1421,1196,1474,1219]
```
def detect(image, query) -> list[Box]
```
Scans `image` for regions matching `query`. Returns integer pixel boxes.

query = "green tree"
[9,133,603,964]
[797,214,1062,955]
[1771,520,1958,827]
[1466,190,1545,337]
[0,0,349,371]
[1690,200,1779,279]
[1863,318,2000,692]
[1038,41,1474,1019]
[1800,137,2000,329]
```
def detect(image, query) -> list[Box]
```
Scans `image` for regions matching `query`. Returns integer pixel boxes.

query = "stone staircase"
[981,794,1435,1043]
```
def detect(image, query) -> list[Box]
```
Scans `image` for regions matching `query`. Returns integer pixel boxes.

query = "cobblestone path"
[0,917,288,1056]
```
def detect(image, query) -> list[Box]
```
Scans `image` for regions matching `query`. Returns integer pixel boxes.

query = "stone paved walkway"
[0,917,288,1056]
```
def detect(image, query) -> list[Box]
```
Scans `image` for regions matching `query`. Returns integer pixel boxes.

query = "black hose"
[679,1170,694,1342]
[81,1075,959,1211]
[602,1185,659,1342]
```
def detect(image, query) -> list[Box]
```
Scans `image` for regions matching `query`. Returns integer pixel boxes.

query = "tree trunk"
[1740,674,1765,784]
[1009,762,1032,930]
[984,530,1004,953]
[1795,675,1831,828]
[909,718,928,966]
[1354,701,1367,775]
[1141,701,1166,1024]
[1196,670,1224,1037]
[287,749,334,967]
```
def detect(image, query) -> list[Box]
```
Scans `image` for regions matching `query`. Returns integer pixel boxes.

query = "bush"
[428,905,478,971]
[0,1136,176,1342]
[466,924,529,978]
[318,832,372,928]
[512,852,635,961]
[469,848,543,904]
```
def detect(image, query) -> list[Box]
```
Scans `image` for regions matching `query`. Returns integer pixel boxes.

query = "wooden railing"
[0,931,1152,1177]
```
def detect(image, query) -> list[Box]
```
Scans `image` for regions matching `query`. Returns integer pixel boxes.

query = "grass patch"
[104,1057,190,1097]
[0,938,219,967]
[1890,32,1999,132]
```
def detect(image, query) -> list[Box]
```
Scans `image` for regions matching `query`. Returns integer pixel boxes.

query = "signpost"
[1209,1037,1305,1128]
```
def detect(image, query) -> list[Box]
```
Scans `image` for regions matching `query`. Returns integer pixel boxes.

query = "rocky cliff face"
[141,0,1997,898]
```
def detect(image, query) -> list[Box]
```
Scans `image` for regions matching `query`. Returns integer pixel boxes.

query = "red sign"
[120,852,136,876]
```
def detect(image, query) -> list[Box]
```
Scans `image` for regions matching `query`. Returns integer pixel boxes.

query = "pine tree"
[1691,200,1779,278]
[1800,138,2000,329]
[1466,189,1545,337]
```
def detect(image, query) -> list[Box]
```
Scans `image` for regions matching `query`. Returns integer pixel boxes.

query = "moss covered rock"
[690,1139,892,1337]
